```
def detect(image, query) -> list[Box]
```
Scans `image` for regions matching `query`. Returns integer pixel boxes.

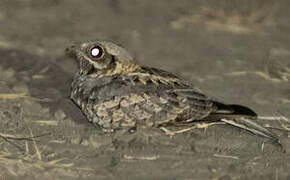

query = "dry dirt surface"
[0,0,290,179]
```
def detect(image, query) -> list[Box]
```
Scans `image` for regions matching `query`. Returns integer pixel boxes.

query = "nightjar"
[67,40,278,141]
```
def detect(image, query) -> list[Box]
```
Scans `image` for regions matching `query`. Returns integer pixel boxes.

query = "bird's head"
[66,41,136,75]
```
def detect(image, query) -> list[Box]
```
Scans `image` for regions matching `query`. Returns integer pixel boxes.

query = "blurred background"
[0,0,289,108]
[0,0,289,179]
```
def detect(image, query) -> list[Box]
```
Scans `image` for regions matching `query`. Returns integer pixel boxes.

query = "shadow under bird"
[67,40,278,142]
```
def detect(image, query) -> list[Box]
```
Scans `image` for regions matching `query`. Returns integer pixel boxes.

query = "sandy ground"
[0,0,290,179]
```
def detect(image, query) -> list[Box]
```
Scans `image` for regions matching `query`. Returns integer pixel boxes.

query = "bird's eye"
[89,45,104,59]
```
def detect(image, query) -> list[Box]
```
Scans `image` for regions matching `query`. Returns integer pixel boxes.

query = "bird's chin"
[79,65,96,76]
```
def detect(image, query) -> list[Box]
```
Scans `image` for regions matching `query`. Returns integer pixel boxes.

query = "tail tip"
[229,104,257,117]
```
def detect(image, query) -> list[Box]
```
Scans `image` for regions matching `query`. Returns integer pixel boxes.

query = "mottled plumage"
[67,40,278,141]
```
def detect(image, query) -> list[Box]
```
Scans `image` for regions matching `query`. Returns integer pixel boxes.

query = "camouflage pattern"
[68,41,278,141]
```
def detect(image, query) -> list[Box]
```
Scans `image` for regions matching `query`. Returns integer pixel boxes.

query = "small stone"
[71,137,82,145]
[80,139,89,146]
[54,109,66,120]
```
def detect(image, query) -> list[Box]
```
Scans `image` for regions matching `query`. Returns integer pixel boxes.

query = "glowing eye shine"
[90,46,103,58]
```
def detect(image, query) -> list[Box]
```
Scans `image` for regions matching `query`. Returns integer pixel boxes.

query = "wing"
[84,71,217,131]
[160,88,217,124]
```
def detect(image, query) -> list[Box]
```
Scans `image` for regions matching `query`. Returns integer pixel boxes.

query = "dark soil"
[0,0,290,179]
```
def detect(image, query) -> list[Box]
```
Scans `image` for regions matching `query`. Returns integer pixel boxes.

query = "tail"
[209,102,279,141]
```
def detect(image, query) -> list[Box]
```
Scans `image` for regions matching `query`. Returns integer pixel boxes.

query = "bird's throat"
[97,61,140,76]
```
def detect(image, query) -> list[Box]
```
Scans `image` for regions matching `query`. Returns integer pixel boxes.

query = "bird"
[67,40,278,141]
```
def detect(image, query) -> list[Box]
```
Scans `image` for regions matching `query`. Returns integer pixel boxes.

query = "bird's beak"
[65,44,78,59]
